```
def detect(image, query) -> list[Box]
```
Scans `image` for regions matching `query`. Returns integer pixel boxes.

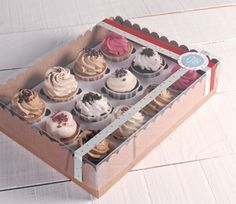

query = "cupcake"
[43,66,79,102]
[45,111,80,149]
[73,48,107,81]
[142,84,176,116]
[169,66,200,94]
[111,105,145,140]
[78,129,114,163]
[131,47,167,78]
[101,31,133,62]
[103,68,140,99]
[75,92,112,122]
[11,89,46,123]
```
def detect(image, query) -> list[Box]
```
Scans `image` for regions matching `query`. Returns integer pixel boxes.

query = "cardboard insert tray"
[0,16,220,198]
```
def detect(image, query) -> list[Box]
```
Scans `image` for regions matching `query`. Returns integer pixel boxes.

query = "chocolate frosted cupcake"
[78,129,114,163]
[11,89,46,123]
[43,66,79,102]
[111,105,145,140]
[169,66,200,94]
[101,31,133,62]
[142,84,176,116]
[75,92,112,122]
[73,48,107,81]
[103,68,140,99]
[45,111,80,149]
[131,47,167,78]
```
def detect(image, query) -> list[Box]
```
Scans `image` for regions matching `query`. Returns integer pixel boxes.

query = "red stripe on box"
[102,18,217,91]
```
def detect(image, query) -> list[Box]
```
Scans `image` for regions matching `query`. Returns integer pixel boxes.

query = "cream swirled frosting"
[106,68,138,93]
[45,111,79,146]
[75,92,112,121]
[133,47,165,72]
[142,84,176,116]
[74,48,107,79]
[43,66,79,101]
[112,105,145,140]
[11,89,46,122]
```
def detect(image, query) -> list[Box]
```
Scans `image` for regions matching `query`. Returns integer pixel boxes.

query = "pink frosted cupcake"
[169,66,200,94]
[101,31,133,62]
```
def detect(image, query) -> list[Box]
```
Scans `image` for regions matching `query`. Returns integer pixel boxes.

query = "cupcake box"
[0,17,220,197]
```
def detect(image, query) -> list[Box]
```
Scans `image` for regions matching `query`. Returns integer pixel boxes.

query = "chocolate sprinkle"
[56,67,63,72]
[18,89,33,103]
[141,48,155,57]
[51,112,69,128]
[121,106,129,112]
[84,48,102,57]
[115,68,127,78]
[82,92,102,104]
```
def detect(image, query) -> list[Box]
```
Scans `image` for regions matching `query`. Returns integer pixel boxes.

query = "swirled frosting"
[133,47,164,72]
[74,48,107,77]
[102,31,130,55]
[106,68,137,93]
[142,84,176,116]
[43,67,78,99]
[112,105,145,140]
[78,129,112,160]
[45,111,78,141]
[76,92,111,118]
[11,89,45,121]
[170,66,200,91]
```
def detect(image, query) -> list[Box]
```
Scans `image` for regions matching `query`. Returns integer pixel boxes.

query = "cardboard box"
[0,16,220,197]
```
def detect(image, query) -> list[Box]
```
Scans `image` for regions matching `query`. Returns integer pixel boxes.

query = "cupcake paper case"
[43,66,79,102]
[11,89,46,123]
[75,92,112,122]
[111,105,145,140]
[73,48,108,81]
[101,31,133,62]
[45,111,80,149]
[103,68,141,100]
[131,47,167,78]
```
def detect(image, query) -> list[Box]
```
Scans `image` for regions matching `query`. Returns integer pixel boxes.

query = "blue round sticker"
[178,52,208,70]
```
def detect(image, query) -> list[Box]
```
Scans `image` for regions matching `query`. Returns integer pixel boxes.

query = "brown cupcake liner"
[73,66,107,81]
[74,103,113,123]
[130,60,167,78]
[101,42,133,62]
[102,80,141,100]
[43,86,79,102]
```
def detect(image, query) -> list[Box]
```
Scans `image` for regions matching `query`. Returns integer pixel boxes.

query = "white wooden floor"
[1,1,236,203]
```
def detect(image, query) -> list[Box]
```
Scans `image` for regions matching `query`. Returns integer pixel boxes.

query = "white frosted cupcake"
[75,92,112,122]
[45,111,80,149]
[103,68,140,100]
[111,105,145,140]
[131,47,167,78]
[43,66,79,102]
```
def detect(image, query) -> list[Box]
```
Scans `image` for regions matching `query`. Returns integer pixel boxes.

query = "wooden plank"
[143,161,216,204]
[201,155,236,204]
[0,132,66,191]
[0,171,152,203]
[1,0,234,34]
